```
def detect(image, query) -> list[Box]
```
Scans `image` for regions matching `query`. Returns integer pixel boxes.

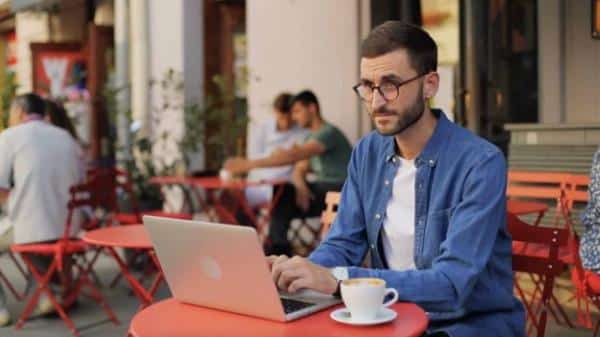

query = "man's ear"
[423,72,440,100]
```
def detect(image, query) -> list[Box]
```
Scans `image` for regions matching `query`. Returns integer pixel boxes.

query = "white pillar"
[130,0,149,136]
[115,0,130,163]
[538,0,564,124]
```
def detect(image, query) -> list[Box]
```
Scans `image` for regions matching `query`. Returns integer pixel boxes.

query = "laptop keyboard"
[280,298,316,314]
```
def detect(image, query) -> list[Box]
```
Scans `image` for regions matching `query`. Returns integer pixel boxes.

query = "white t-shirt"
[381,156,416,271]
[0,120,82,244]
[245,118,309,207]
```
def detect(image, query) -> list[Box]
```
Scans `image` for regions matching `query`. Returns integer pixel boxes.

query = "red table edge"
[128,298,429,337]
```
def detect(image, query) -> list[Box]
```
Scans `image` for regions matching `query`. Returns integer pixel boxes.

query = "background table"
[83,225,163,307]
[129,298,428,337]
[151,176,287,233]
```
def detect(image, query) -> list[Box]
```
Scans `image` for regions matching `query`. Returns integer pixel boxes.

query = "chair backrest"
[507,170,570,201]
[508,213,569,337]
[64,181,104,239]
[86,166,141,215]
[319,191,341,240]
[507,170,573,227]
[563,174,590,210]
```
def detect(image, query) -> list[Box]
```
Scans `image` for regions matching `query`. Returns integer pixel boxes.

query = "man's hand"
[269,255,338,294]
[294,185,314,212]
[223,157,253,174]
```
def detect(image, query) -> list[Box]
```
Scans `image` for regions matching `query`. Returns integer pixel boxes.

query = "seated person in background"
[225,90,353,256]
[580,149,600,273]
[245,92,309,208]
[267,22,525,337]
[0,93,82,325]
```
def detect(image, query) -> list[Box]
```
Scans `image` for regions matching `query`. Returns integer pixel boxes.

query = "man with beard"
[224,90,352,256]
[267,22,525,337]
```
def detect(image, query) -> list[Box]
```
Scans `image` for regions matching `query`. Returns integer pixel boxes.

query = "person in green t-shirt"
[224,90,352,256]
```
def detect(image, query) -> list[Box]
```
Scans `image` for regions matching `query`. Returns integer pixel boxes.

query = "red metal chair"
[87,167,193,225]
[9,182,119,337]
[507,170,576,327]
[509,213,570,337]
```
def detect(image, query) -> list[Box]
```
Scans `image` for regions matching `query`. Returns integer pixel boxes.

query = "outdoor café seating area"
[0,166,596,337]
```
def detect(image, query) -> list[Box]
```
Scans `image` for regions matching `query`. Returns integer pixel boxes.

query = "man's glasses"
[353,73,427,102]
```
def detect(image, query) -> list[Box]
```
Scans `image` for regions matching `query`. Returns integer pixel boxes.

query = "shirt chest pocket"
[420,206,455,267]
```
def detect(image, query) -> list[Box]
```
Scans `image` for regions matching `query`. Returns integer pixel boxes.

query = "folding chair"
[509,213,570,337]
[10,182,119,337]
[507,170,576,327]
[87,167,193,225]
[87,167,191,289]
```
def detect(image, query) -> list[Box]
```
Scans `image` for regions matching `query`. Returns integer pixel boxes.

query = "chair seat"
[512,242,575,264]
[10,239,88,255]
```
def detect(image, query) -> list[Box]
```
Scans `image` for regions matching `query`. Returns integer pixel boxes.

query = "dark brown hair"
[361,21,437,74]
[45,100,79,140]
[290,90,320,115]
[14,93,46,117]
[273,92,293,114]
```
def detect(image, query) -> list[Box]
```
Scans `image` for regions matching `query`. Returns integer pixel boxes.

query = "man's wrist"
[330,267,349,297]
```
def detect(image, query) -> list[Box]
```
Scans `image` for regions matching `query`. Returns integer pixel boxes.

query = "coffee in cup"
[340,278,398,322]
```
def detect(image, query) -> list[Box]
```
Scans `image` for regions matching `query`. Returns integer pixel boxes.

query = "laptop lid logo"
[200,256,222,280]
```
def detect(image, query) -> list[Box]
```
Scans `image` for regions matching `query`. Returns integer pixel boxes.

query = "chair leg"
[16,255,81,337]
[74,259,119,324]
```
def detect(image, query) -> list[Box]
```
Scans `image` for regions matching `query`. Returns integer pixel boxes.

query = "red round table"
[83,225,163,307]
[129,298,428,337]
[84,225,153,249]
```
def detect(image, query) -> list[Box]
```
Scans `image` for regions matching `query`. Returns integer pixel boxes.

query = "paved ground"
[0,252,597,337]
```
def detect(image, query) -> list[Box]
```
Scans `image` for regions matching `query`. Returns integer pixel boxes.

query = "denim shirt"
[309,110,525,337]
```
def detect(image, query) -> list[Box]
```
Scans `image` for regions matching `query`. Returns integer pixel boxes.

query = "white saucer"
[330,307,397,326]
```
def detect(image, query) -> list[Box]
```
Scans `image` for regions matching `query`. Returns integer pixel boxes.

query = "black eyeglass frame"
[352,73,429,102]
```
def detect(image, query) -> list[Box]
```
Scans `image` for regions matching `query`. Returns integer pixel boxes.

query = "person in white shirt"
[245,93,309,207]
[0,93,82,325]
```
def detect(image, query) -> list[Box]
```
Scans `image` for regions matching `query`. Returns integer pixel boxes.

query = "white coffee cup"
[219,169,232,181]
[340,278,399,322]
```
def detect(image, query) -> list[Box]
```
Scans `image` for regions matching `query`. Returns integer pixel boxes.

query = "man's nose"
[370,90,387,112]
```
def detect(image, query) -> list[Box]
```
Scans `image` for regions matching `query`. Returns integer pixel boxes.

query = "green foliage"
[103,68,248,205]
[1,71,18,129]
[200,75,248,169]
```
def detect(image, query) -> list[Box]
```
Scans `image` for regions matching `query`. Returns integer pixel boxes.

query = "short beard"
[374,89,426,137]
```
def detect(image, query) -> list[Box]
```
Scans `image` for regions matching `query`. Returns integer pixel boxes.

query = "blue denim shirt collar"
[384,109,449,168]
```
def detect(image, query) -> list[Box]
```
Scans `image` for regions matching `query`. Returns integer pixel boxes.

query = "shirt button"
[384,180,390,186]
[375,214,381,219]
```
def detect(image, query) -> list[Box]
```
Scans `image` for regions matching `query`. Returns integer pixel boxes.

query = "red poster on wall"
[5,31,17,73]
[31,43,86,99]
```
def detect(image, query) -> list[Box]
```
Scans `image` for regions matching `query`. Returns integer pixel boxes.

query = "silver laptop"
[143,215,341,321]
